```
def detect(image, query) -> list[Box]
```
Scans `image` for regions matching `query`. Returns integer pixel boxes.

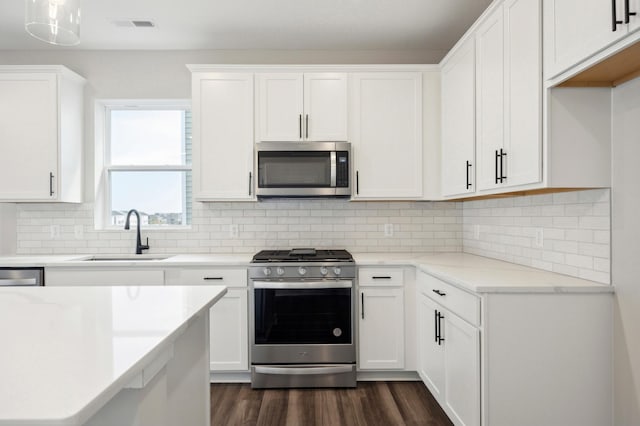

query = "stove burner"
[252,248,354,263]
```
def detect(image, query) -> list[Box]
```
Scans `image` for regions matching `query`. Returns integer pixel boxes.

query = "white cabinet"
[256,73,347,141]
[417,271,480,426]
[179,267,249,372]
[190,72,255,201]
[45,268,165,286]
[544,0,640,79]
[350,73,423,199]
[475,0,541,192]
[0,66,84,202]
[441,38,476,197]
[358,267,405,370]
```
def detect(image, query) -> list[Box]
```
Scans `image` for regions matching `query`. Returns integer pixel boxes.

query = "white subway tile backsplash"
[462,188,610,284]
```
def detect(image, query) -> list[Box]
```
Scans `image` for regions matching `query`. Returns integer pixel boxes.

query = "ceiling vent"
[111,20,156,28]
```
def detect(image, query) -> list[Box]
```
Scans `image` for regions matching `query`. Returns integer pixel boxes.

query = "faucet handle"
[141,237,150,251]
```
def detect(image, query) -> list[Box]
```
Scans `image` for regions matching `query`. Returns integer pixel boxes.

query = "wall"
[462,188,610,284]
[0,203,17,255]
[15,200,462,255]
[612,77,640,425]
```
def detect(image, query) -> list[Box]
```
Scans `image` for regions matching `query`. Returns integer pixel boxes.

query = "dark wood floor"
[211,381,453,426]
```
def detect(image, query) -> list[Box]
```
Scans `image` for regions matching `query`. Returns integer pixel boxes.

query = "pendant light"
[25,0,81,46]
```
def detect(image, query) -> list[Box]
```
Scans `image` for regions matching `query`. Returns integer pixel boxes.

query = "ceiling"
[0,0,493,51]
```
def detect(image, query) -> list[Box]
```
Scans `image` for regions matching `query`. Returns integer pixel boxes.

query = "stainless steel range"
[249,248,356,389]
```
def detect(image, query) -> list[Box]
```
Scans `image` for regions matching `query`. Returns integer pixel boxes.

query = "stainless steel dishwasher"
[0,267,44,286]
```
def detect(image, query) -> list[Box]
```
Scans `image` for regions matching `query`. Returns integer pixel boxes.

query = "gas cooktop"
[251,248,354,263]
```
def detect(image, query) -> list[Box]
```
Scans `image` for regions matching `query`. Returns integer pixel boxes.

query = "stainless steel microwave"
[255,141,351,198]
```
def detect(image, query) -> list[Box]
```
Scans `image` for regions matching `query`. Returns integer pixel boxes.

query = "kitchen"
[0,0,638,425]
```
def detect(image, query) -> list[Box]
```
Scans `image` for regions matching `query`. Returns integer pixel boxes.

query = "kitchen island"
[0,285,226,426]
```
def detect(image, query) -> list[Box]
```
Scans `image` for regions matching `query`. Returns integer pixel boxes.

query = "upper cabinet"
[191,72,255,201]
[350,72,423,199]
[441,38,476,198]
[544,0,640,79]
[256,73,348,142]
[0,66,84,202]
[475,0,541,192]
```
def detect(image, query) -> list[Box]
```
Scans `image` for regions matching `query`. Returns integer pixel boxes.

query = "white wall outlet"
[473,224,480,240]
[230,224,239,238]
[74,224,84,240]
[534,228,544,248]
[384,223,394,237]
[50,224,60,239]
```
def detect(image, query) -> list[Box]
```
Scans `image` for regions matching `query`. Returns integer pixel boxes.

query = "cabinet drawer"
[358,267,404,287]
[420,272,480,326]
[180,268,247,288]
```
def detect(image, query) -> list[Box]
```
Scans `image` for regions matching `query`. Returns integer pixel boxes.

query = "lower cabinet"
[179,268,249,372]
[45,268,165,286]
[417,272,480,426]
[358,267,405,370]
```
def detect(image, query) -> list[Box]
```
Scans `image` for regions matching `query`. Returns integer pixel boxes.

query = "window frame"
[95,99,192,230]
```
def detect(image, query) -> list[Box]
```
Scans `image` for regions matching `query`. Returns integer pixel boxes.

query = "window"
[99,101,191,228]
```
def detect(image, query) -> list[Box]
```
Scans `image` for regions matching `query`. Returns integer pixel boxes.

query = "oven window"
[258,151,331,188]
[254,287,352,344]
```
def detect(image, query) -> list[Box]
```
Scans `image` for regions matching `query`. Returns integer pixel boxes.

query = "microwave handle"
[330,151,337,187]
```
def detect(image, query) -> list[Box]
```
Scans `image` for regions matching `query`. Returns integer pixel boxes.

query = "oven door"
[250,280,355,364]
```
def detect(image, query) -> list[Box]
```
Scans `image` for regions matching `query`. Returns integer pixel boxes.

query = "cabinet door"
[629,0,640,32]
[192,73,254,200]
[544,0,626,78]
[441,38,476,197]
[358,287,404,370]
[303,73,348,141]
[444,313,480,426]
[256,73,303,141]
[351,73,423,199]
[503,0,542,188]
[417,292,445,399]
[0,73,58,200]
[475,9,505,191]
[209,288,249,371]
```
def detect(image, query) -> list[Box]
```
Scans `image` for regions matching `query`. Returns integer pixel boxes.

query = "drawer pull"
[203,277,224,281]
[372,276,392,279]
[432,289,446,297]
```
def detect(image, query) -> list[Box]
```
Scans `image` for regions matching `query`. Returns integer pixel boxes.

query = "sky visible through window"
[109,110,189,217]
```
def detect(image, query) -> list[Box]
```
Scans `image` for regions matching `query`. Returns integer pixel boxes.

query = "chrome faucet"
[124,209,150,255]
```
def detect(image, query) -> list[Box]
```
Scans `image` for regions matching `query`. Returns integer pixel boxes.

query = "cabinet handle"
[466,160,472,189]
[203,277,224,281]
[613,0,623,30]
[249,172,252,196]
[49,172,54,196]
[361,292,365,319]
[432,289,446,297]
[305,114,309,139]
[434,310,439,343]
[356,171,359,195]
[299,114,302,139]
[495,150,500,184]
[500,149,507,182]
[372,276,391,280]
[437,312,445,345]
[625,0,637,23]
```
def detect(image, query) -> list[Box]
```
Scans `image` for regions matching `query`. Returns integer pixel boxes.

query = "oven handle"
[254,365,354,376]
[252,280,353,289]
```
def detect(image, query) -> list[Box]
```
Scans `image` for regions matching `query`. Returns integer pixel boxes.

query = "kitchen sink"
[80,255,170,261]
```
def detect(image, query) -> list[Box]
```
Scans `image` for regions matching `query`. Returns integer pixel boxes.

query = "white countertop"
[0,251,612,293]
[0,285,226,426]
[355,252,613,294]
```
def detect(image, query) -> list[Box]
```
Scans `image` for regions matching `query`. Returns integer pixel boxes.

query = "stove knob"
[320,266,328,276]
[276,267,285,276]
[298,266,307,276]
[333,267,342,276]
[262,267,272,276]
